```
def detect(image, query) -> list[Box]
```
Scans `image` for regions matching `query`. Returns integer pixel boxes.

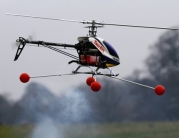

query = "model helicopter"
[6,13,178,95]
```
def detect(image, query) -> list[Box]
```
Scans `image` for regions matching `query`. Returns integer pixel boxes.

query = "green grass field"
[0,122,179,138]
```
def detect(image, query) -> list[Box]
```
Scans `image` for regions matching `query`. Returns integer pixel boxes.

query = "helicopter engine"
[76,37,106,68]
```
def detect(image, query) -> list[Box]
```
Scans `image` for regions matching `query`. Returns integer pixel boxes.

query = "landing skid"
[19,63,165,95]
[72,65,119,77]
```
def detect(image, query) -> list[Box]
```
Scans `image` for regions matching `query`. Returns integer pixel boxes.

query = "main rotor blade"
[6,13,178,30]
[101,23,179,30]
[6,13,86,23]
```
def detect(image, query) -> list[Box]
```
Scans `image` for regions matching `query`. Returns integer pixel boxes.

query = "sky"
[1,0,179,101]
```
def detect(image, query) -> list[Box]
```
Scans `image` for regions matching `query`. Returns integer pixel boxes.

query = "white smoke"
[60,89,92,123]
[30,118,62,138]
[29,88,92,138]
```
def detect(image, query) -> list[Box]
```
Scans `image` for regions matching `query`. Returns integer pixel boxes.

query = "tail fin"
[14,37,26,61]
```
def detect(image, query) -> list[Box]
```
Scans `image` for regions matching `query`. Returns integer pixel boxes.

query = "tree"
[0,95,11,124]
[138,30,179,121]
[146,31,179,81]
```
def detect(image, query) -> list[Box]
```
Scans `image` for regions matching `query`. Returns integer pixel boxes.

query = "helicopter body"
[6,13,168,94]
[76,36,120,68]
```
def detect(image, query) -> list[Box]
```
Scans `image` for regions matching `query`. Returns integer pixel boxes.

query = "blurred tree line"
[0,30,179,124]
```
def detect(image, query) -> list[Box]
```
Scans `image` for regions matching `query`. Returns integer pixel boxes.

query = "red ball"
[86,77,95,86]
[91,81,101,92]
[19,73,30,83]
[155,85,165,95]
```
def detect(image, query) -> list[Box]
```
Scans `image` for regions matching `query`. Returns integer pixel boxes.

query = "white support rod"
[29,72,154,90]
[30,73,74,78]
[110,76,155,89]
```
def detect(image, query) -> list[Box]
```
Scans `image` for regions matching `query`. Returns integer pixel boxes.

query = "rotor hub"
[84,20,103,37]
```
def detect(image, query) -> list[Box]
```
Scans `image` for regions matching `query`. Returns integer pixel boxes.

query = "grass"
[0,122,179,138]
[0,125,32,138]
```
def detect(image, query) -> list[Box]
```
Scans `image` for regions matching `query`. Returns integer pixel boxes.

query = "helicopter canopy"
[103,40,119,58]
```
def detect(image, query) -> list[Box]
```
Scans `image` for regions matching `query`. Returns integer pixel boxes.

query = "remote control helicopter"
[6,13,178,95]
